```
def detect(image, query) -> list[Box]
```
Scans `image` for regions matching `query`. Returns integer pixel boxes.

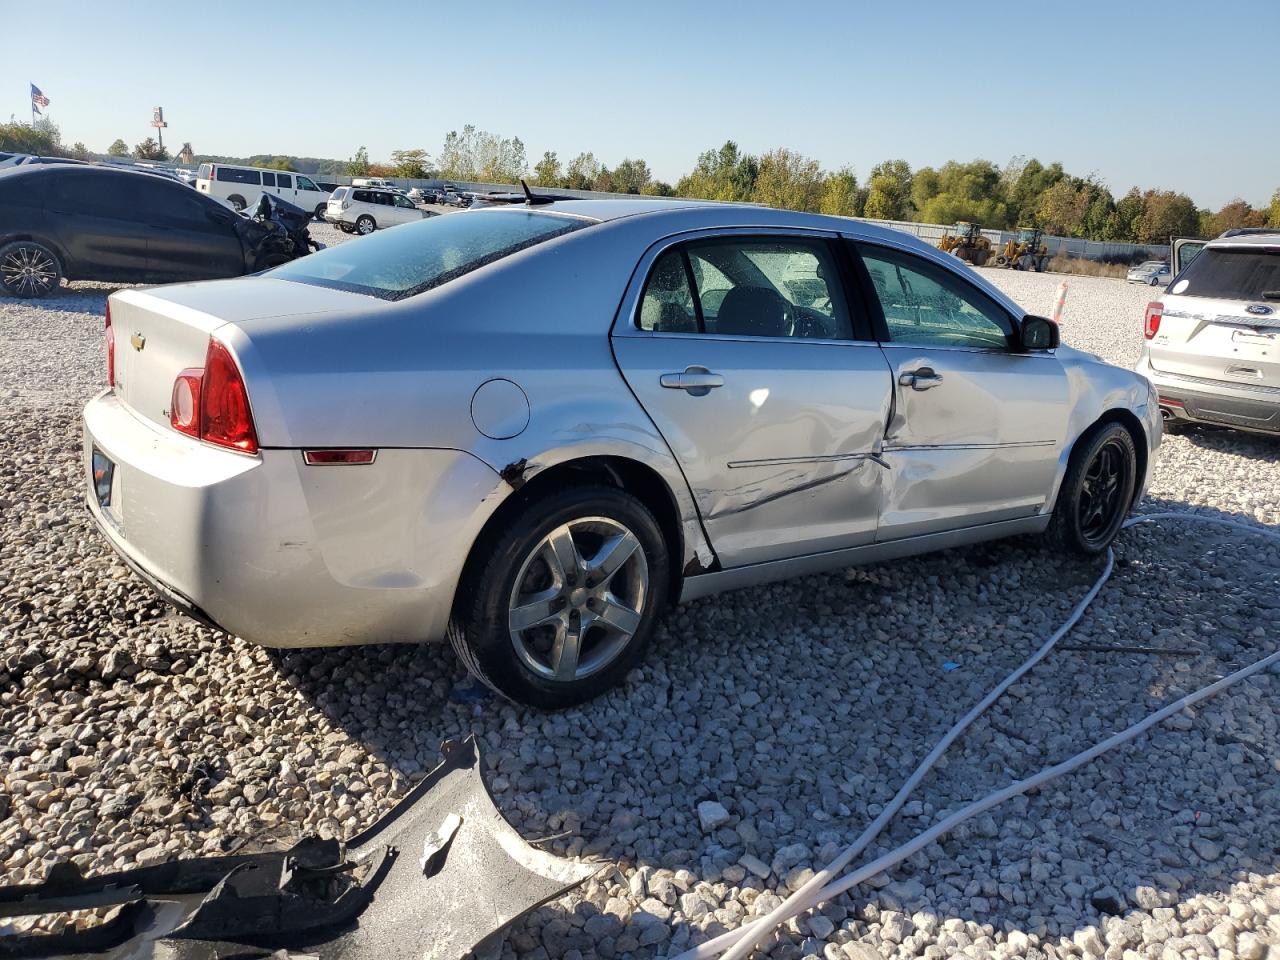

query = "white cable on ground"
[673,513,1280,960]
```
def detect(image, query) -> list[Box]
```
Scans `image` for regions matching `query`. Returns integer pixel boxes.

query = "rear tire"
[314,203,327,221]
[0,240,62,298]
[1045,422,1137,555]
[450,484,670,709]
[228,194,247,212]
[355,215,376,235]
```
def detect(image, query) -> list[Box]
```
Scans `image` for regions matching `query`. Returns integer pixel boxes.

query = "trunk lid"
[1150,293,1280,388]
[1150,241,1280,389]
[109,277,373,431]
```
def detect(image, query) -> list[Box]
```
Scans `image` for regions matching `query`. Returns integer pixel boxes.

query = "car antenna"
[520,179,557,205]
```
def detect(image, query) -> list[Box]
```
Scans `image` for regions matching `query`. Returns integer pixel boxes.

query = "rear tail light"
[105,302,115,387]
[1144,301,1163,340]
[170,369,203,438]
[167,338,259,454]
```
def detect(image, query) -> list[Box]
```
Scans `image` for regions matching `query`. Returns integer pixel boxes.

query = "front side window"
[276,173,292,188]
[262,171,276,187]
[296,175,318,191]
[266,210,588,300]
[637,237,853,340]
[394,195,416,208]
[859,246,1011,349]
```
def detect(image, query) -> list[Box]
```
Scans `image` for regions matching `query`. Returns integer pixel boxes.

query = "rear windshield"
[1174,247,1280,300]
[266,210,589,300]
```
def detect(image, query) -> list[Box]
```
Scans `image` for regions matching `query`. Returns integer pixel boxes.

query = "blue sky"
[7,0,1276,209]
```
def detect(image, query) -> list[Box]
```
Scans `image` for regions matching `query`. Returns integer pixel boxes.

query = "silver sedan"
[83,199,1160,707]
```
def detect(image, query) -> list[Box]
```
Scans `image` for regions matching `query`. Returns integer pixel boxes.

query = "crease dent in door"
[704,456,877,521]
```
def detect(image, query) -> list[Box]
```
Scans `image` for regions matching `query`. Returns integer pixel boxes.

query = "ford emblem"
[1246,304,1273,316]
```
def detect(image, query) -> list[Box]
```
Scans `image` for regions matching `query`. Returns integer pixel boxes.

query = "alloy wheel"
[1078,438,1130,546]
[508,517,648,682]
[0,245,57,297]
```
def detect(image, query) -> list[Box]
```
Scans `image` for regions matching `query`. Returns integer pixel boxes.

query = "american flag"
[30,84,50,114]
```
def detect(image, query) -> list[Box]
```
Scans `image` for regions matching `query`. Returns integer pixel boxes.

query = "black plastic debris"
[0,738,599,960]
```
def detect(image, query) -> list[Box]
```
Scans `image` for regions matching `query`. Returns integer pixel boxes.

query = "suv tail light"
[104,302,115,387]
[1144,302,1163,340]
[168,338,259,454]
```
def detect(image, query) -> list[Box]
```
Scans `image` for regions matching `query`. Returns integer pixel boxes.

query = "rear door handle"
[660,366,724,396]
[899,367,943,391]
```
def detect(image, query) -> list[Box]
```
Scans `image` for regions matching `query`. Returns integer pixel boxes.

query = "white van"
[351,177,395,189]
[195,163,332,219]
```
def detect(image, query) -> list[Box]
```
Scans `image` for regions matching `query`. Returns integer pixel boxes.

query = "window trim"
[848,240,1019,353]
[620,227,873,345]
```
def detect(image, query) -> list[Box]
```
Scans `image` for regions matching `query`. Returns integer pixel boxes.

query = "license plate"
[91,448,114,508]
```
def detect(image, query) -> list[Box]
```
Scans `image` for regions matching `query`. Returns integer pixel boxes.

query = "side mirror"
[1019,314,1059,351]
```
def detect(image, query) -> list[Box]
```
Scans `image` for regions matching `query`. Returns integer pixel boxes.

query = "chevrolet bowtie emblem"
[131,333,146,351]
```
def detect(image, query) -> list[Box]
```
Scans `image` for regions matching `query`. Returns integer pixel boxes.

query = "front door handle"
[899,367,944,391]
[660,366,724,396]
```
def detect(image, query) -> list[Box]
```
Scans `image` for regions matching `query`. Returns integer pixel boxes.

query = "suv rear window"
[266,210,589,300]
[1174,246,1280,301]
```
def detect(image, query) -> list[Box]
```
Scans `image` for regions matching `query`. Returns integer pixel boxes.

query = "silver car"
[1126,260,1172,286]
[83,199,1159,707]
[1137,231,1280,435]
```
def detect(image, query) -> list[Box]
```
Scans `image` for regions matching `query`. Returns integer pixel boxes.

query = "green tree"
[69,141,91,160]
[611,157,652,194]
[1036,179,1092,236]
[132,137,169,161]
[1136,190,1200,242]
[437,125,526,182]
[641,180,676,196]
[390,148,430,179]
[1205,199,1265,236]
[0,120,61,155]
[1269,189,1280,228]
[1113,188,1146,242]
[564,152,602,190]
[1006,159,1065,226]
[819,167,862,218]
[346,146,370,177]
[676,141,758,202]
[864,160,913,219]
[751,148,823,212]
[107,138,129,157]
[532,151,562,186]
[262,156,297,171]
[913,159,1009,228]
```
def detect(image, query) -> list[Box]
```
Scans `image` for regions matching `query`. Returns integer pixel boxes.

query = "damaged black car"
[0,165,321,298]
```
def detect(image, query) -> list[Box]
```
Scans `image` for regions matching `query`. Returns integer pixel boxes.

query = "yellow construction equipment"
[937,221,992,266]
[996,227,1051,271]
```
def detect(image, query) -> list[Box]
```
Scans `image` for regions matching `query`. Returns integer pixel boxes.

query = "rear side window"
[262,172,276,187]
[276,173,292,188]
[331,187,348,200]
[353,190,372,203]
[1172,248,1280,301]
[216,167,261,185]
[265,210,589,300]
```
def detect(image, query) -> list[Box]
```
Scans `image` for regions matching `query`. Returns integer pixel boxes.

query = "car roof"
[1206,230,1280,250]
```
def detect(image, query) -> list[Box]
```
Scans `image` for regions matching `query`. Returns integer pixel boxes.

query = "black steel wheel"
[1046,422,1137,555]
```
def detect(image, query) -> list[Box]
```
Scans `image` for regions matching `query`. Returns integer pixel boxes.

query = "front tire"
[314,203,327,221]
[355,215,376,235]
[0,240,63,298]
[450,485,670,709]
[1045,422,1137,555]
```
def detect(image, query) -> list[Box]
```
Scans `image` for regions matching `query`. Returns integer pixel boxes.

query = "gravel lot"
[1,235,1278,959]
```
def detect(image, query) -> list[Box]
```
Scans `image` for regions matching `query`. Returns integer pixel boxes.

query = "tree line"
[6,119,1278,242]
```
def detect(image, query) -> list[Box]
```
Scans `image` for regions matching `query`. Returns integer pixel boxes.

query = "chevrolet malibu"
[84,199,1160,707]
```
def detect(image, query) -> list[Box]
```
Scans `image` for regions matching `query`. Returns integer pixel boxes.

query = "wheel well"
[458,456,688,609]
[1083,409,1149,508]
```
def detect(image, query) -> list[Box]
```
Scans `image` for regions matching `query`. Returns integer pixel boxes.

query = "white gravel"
[1,243,1278,959]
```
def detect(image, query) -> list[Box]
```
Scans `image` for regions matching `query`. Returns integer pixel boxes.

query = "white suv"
[325,186,426,234]
[1137,230,1280,435]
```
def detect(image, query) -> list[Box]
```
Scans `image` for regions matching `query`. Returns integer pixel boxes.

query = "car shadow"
[268,496,1277,959]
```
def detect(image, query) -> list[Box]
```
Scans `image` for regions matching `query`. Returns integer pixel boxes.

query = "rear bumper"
[83,389,506,647]
[1139,359,1280,435]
